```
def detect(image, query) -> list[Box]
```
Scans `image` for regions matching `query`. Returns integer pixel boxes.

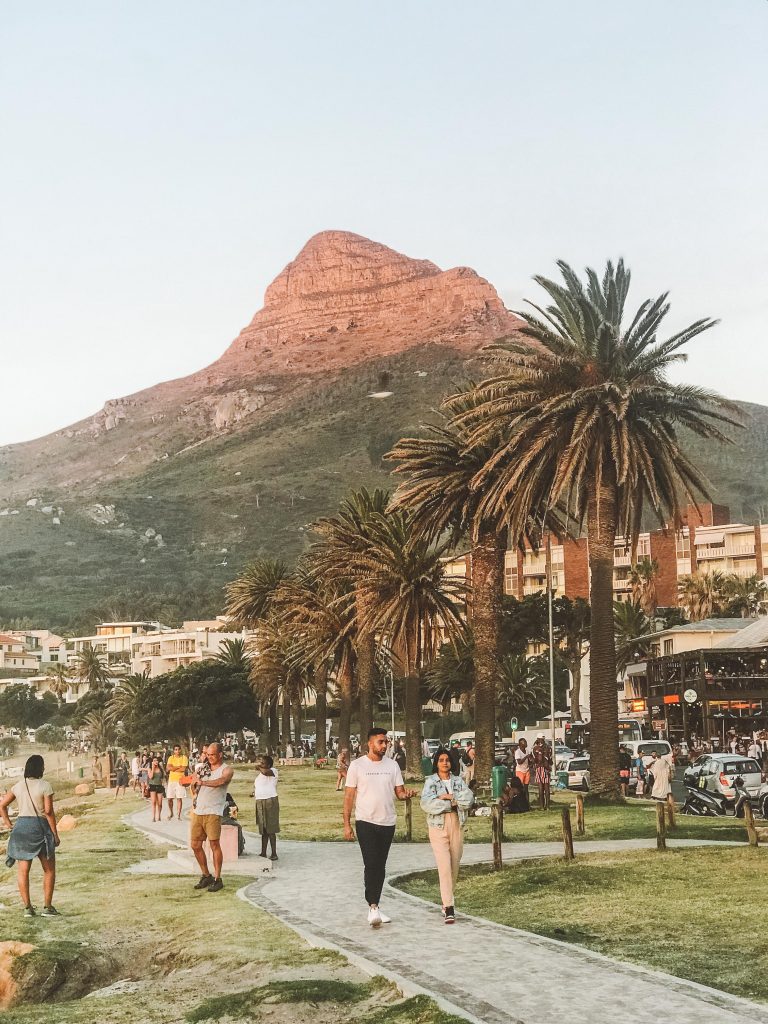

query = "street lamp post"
[546,532,556,754]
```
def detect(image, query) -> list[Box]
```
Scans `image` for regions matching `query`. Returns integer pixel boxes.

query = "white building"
[0,634,39,672]
[130,622,246,677]
[65,621,171,676]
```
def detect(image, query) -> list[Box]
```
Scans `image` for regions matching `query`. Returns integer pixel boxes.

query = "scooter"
[681,775,750,817]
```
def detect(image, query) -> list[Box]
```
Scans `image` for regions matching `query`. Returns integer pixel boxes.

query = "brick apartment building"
[453,504,768,608]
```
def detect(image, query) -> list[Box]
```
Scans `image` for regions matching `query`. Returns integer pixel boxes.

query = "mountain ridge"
[0,231,766,629]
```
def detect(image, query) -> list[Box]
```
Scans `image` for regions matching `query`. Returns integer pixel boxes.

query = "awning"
[626,661,647,676]
[695,531,725,545]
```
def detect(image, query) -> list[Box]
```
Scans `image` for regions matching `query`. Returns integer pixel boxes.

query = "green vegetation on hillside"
[0,343,764,629]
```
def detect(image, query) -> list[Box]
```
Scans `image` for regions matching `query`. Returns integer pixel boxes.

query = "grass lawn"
[228,765,750,845]
[397,845,768,1002]
[0,790,462,1023]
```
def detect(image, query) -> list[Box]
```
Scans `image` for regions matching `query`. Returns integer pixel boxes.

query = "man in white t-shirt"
[344,728,417,928]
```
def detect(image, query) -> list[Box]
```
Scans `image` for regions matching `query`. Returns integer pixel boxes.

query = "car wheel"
[761,797,768,821]
[582,779,589,792]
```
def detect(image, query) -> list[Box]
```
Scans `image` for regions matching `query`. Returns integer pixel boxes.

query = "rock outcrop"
[220,230,521,373]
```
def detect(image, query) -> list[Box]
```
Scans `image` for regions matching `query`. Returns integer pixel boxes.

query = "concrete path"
[127,807,768,1024]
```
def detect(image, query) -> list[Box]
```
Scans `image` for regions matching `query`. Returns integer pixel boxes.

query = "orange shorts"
[190,813,222,843]
[516,769,531,786]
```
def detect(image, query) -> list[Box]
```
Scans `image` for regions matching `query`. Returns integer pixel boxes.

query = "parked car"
[424,738,441,756]
[683,753,763,800]
[560,754,590,791]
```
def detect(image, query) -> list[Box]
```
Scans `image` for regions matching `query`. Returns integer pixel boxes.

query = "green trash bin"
[78,767,84,779]
[421,755,433,778]
[491,764,509,799]
[556,769,569,790]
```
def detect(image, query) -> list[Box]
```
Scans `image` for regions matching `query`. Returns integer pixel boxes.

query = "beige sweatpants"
[428,811,463,908]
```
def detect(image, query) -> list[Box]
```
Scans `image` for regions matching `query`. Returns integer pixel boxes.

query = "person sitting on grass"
[254,755,280,861]
[500,775,530,814]
[0,754,61,917]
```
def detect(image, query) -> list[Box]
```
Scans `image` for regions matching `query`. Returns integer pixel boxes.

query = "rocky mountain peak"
[221,230,521,373]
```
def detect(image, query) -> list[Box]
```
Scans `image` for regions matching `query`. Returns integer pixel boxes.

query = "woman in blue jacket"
[420,747,474,923]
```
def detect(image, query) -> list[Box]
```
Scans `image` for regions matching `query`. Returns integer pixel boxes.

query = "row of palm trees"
[679,571,767,621]
[228,259,737,797]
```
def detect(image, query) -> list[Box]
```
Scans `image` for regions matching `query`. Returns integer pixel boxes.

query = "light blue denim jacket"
[420,772,474,829]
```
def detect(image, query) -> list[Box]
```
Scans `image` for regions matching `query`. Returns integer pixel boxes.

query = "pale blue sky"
[1,1,766,445]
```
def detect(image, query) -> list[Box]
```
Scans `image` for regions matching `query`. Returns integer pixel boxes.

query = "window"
[663,640,673,655]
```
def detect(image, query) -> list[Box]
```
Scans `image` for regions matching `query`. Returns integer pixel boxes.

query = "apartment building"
[65,621,170,675]
[130,623,245,677]
[455,504,765,609]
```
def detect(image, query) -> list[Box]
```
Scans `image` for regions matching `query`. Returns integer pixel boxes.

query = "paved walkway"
[127,807,768,1024]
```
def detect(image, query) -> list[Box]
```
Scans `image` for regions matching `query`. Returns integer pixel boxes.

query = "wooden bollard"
[492,803,503,870]
[656,800,667,850]
[404,795,413,842]
[575,792,585,835]
[561,806,575,861]
[666,793,676,829]
[744,800,759,847]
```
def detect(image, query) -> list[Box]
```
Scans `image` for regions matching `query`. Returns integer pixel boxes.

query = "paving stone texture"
[128,806,768,1024]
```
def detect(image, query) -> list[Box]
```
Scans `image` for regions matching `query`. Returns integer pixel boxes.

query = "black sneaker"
[208,878,224,893]
[194,874,213,890]
[444,906,455,924]
[41,905,60,917]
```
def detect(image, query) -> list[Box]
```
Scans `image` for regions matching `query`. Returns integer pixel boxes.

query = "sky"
[1,1,767,446]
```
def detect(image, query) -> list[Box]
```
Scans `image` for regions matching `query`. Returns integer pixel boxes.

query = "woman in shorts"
[0,754,61,917]
[335,747,349,791]
[147,756,166,822]
[254,755,280,860]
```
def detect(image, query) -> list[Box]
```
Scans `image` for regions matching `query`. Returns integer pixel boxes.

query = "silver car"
[683,753,763,800]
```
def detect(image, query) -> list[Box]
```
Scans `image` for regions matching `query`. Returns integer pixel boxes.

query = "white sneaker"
[367,906,382,928]
[378,910,391,924]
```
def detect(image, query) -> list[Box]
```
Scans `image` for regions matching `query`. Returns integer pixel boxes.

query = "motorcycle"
[681,775,750,817]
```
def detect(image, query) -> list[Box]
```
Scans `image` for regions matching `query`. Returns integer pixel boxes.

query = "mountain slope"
[0,231,765,630]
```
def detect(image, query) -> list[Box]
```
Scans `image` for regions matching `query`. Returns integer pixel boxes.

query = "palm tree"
[678,571,728,621]
[454,259,738,797]
[225,557,290,749]
[349,509,467,775]
[224,558,290,627]
[214,637,252,673]
[387,394,510,790]
[628,557,660,618]
[495,653,549,735]
[249,617,308,750]
[311,488,390,741]
[106,670,150,725]
[45,663,71,704]
[70,646,113,694]
[614,600,652,676]
[82,710,116,753]
[274,559,355,757]
[723,573,768,619]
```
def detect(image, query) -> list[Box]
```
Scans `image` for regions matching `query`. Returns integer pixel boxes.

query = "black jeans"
[355,820,396,906]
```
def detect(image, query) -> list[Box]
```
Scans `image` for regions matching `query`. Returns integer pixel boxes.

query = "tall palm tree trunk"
[356,620,376,744]
[293,695,303,748]
[337,657,353,756]
[403,615,422,778]
[471,530,506,790]
[569,656,582,722]
[586,481,621,798]
[268,695,279,753]
[314,665,328,757]
[281,697,291,752]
